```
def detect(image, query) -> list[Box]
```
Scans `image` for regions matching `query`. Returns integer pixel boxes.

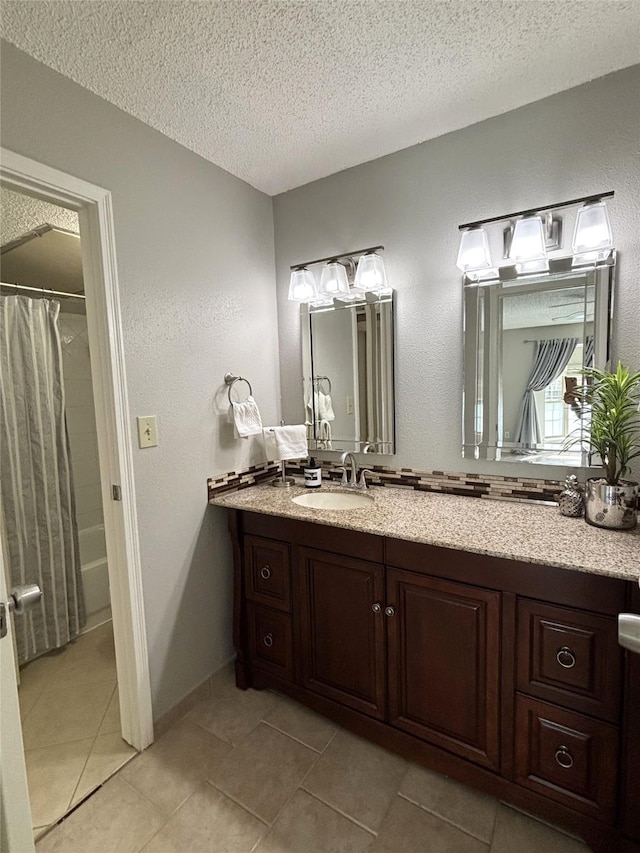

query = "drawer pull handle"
[263,633,274,647]
[556,646,576,669]
[260,566,272,580]
[372,603,382,614]
[555,746,574,769]
[385,606,395,617]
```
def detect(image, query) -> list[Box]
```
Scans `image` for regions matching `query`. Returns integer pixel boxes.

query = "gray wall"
[274,65,640,481]
[1,42,280,718]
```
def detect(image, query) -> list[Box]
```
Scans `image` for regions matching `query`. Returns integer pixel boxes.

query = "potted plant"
[570,362,640,530]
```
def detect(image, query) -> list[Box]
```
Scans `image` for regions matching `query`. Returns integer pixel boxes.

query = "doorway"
[0,148,153,845]
[1,188,137,836]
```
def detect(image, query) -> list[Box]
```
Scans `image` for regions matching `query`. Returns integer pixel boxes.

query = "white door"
[0,541,35,853]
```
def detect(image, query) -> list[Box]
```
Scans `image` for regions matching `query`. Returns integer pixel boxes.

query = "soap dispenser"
[304,457,322,488]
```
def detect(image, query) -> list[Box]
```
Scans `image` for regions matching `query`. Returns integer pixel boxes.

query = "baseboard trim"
[153,656,235,739]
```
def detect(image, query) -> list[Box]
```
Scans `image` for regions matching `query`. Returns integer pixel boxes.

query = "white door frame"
[1,147,154,751]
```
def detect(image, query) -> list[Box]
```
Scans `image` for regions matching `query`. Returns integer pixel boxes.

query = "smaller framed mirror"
[302,290,396,454]
[463,256,615,466]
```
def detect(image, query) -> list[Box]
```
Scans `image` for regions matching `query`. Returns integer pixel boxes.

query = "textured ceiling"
[0,187,79,245]
[1,1,639,195]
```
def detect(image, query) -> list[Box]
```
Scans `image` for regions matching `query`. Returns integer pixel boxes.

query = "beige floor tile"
[18,689,41,723]
[98,686,121,735]
[18,651,65,693]
[302,729,406,832]
[140,782,267,853]
[399,764,498,842]
[120,718,232,815]
[22,679,115,749]
[491,804,592,853]
[36,776,164,853]
[25,738,93,827]
[52,622,117,686]
[254,789,375,853]
[263,696,338,752]
[34,825,51,841]
[371,796,489,853]
[188,670,279,745]
[208,722,318,823]
[71,732,137,805]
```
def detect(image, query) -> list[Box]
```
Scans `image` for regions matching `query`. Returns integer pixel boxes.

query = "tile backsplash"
[208,458,564,504]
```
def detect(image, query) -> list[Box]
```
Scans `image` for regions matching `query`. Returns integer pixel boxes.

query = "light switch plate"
[137,415,158,448]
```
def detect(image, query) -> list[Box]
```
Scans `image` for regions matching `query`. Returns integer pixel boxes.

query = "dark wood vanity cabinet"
[386,568,501,770]
[228,509,638,853]
[298,547,386,719]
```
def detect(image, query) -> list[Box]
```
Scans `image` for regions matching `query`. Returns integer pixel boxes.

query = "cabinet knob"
[384,606,395,617]
[556,646,576,669]
[372,603,382,614]
[260,565,272,580]
[263,633,274,647]
[555,745,574,769]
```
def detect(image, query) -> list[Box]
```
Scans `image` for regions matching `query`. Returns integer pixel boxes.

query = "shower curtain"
[0,295,85,665]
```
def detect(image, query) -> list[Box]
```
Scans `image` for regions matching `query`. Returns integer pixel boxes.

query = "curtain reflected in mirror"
[463,261,614,467]
[302,291,395,454]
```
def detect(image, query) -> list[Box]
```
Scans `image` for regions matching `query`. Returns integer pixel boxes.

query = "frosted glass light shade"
[353,252,388,292]
[509,216,547,263]
[572,201,613,264]
[319,261,350,298]
[515,258,549,275]
[456,228,492,273]
[288,268,318,302]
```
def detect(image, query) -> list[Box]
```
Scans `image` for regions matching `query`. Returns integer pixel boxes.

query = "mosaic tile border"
[208,459,565,504]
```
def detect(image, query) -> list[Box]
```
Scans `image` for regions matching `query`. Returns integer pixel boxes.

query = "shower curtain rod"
[1,281,86,301]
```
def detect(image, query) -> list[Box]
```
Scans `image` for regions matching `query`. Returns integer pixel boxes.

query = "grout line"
[118,774,172,820]
[205,779,271,826]
[299,787,378,837]
[260,719,328,753]
[397,791,495,846]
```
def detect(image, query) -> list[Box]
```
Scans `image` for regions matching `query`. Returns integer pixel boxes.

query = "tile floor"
[36,663,594,853]
[18,620,136,839]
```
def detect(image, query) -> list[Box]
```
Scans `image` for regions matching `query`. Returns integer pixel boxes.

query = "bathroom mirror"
[463,256,614,466]
[302,290,395,454]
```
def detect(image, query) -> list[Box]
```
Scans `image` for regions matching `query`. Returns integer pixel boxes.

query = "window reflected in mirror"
[463,259,614,467]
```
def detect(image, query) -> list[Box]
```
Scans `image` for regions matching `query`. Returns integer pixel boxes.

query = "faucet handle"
[358,469,376,490]
[334,465,349,486]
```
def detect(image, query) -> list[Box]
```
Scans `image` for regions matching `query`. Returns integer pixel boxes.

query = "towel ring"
[224,373,253,403]
[314,375,332,394]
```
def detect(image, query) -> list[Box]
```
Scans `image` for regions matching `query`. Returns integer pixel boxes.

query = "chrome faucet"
[337,451,358,487]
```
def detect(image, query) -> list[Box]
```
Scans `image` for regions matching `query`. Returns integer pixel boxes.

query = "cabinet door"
[298,547,386,719]
[387,568,501,769]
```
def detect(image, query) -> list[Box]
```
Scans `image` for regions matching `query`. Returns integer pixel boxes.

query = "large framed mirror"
[463,256,615,466]
[302,290,395,454]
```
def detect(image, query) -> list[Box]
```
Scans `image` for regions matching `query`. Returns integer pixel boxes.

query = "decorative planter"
[584,478,638,530]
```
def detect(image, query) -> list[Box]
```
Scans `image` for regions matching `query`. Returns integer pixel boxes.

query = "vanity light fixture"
[572,200,614,266]
[288,245,386,304]
[288,267,318,302]
[508,216,549,274]
[319,260,350,299]
[353,251,388,292]
[457,191,614,283]
[455,227,494,279]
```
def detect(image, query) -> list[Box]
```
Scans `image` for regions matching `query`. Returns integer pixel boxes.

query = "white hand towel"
[318,392,335,422]
[262,428,278,461]
[272,424,308,460]
[228,395,263,438]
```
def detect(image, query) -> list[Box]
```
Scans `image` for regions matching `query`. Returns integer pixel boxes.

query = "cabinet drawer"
[245,536,291,612]
[514,695,618,821]
[247,604,293,680]
[516,599,621,721]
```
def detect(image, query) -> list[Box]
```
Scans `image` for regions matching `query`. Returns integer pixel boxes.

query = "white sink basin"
[292,491,374,510]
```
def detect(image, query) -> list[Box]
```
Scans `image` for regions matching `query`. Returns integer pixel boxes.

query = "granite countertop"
[210,480,640,582]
